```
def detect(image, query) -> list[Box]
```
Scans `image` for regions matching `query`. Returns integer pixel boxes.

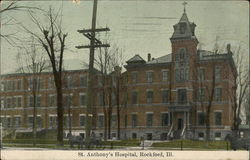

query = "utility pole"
[76,0,110,149]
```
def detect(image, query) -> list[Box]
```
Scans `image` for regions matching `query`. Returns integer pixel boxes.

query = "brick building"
[0,9,236,140]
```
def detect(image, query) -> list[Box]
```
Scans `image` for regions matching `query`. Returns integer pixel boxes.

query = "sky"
[1,0,249,74]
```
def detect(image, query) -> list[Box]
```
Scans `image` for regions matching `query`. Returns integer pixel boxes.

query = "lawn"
[3,138,231,150]
[152,140,230,150]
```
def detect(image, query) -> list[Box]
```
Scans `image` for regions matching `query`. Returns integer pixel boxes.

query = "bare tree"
[0,1,40,44]
[21,7,68,146]
[230,45,249,135]
[95,45,114,140]
[95,42,124,140]
[110,48,124,140]
[16,37,48,146]
[196,39,220,142]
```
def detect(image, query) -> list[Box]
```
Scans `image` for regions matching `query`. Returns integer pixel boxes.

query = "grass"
[152,140,230,150]
[2,138,139,149]
[102,139,140,146]
[3,139,69,145]
[3,138,230,150]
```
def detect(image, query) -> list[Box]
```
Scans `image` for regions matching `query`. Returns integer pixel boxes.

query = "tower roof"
[179,12,189,23]
[170,6,197,41]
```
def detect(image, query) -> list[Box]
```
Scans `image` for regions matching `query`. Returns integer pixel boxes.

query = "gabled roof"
[147,54,172,64]
[126,54,146,64]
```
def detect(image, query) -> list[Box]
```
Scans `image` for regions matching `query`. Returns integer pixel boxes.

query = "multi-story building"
[122,9,236,140]
[0,9,236,140]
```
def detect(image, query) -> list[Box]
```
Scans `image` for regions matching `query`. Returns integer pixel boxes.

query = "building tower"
[169,3,199,139]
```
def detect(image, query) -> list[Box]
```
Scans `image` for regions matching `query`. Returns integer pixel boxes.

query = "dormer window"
[180,23,186,34]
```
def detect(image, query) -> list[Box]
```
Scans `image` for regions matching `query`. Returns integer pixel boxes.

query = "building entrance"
[177,118,183,130]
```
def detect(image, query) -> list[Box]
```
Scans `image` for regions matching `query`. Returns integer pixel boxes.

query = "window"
[131,114,137,128]
[98,93,104,106]
[146,133,153,140]
[63,94,72,107]
[17,97,22,107]
[161,113,169,126]
[177,89,187,104]
[7,117,11,128]
[37,116,42,128]
[12,97,16,108]
[48,95,56,107]
[28,96,33,107]
[28,78,42,90]
[162,71,168,82]
[0,98,4,108]
[38,78,43,90]
[125,115,127,128]
[215,88,222,102]
[176,68,189,82]
[215,132,221,138]
[98,115,104,128]
[198,132,204,139]
[67,75,75,88]
[14,117,21,128]
[131,72,138,83]
[49,116,57,128]
[0,82,4,91]
[180,23,187,34]
[214,112,222,126]
[162,90,169,103]
[97,75,102,86]
[132,133,137,139]
[6,97,11,108]
[64,116,68,127]
[80,75,87,87]
[111,93,116,105]
[28,96,41,107]
[112,133,116,139]
[215,67,221,81]
[146,113,153,127]
[28,116,33,128]
[131,91,138,104]
[36,96,41,107]
[198,88,205,101]
[17,79,22,90]
[0,117,6,127]
[147,91,153,104]
[7,81,12,91]
[80,94,86,106]
[111,115,117,128]
[198,68,205,80]
[112,75,117,87]
[48,77,55,89]
[79,115,85,127]
[146,72,153,83]
[198,112,205,126]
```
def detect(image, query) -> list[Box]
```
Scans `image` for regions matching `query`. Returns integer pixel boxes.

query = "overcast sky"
[1,0,249,74]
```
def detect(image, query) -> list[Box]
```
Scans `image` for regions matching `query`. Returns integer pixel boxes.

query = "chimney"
[227,43,232,54]
[147,53,151,62]
[114,66,121,74]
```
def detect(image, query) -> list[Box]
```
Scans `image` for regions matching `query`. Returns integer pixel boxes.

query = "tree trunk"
[55,76,64,146]
[68,105,72,136]
[117,78,120,140]
[107,108,112,139]
[108,92,112,139]
[32,93,37,147]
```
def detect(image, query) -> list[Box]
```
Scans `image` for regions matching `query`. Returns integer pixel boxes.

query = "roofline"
[0,68,100,77]
[124,62,171,69]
